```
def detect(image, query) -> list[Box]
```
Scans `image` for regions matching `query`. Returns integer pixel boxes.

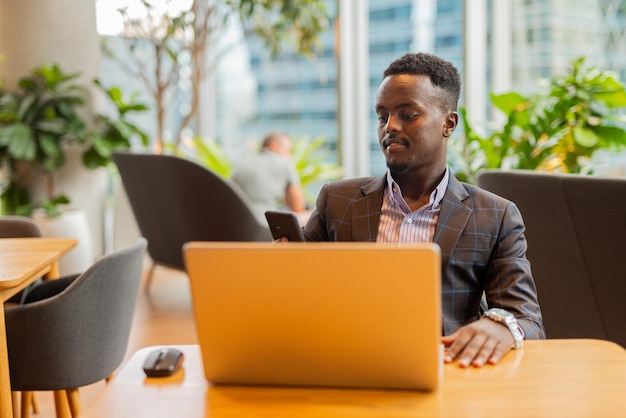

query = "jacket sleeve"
[483,200,546,339]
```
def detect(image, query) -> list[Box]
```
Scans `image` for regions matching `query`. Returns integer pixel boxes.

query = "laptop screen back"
[183,242,442,391]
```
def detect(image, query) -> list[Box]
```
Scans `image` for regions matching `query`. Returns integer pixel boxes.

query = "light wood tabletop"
[84,339,626,418]
[0,237,77,418]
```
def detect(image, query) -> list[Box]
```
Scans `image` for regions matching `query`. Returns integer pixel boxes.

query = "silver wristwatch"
[483,308,524,350]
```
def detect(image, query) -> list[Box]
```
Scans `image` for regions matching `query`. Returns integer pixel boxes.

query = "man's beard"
[386,158,414,174]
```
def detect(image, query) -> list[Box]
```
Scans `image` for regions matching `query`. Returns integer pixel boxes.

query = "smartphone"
[264,210,305,242]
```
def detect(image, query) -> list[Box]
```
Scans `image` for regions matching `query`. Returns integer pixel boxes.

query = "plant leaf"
[0,123,36,160]
[572,126,599,148]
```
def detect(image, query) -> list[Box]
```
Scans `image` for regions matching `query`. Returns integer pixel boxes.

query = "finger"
[457,334,488,368]
[441,331,458,348]
[441,331,464,363]
[487,342,511,365]
[472,338,498,367]
[444,330,480,365]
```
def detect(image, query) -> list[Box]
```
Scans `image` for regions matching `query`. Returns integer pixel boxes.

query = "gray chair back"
[113,152,272,271]
[0,215,43,238]
[1,215,45,303]
[5,238,147,391]
[476,169,626,347]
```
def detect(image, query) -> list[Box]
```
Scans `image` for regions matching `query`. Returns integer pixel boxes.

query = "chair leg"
[30,393,39,414]
[66,388,81,418]
[53,390,71,418]
[144,261,157,294]
[11,392,18,418]
[20,392,31,418]
[17,391,38,417]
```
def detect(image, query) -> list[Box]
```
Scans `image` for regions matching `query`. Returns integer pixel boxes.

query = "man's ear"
[443,111,459,138]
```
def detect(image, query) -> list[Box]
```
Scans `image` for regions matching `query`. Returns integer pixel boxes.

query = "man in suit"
[303,52,545,368]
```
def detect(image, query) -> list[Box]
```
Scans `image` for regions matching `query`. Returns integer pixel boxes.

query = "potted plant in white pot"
[0,63,148,273]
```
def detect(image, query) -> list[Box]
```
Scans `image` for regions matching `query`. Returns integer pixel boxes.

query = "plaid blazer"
[303,174,546,339]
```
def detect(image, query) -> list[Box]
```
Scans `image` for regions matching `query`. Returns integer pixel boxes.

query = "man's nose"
[385,115,400,133]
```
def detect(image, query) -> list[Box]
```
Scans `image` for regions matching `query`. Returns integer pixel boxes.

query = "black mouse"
[142,347,184,377]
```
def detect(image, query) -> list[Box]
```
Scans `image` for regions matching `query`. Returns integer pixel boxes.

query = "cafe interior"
[1,1,626,417]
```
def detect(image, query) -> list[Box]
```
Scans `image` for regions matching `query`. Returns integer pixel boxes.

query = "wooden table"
[84,339,626,418]
[0,237,77,418]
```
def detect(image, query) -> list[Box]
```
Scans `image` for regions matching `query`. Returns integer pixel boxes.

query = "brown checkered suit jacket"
[303,174,545,339]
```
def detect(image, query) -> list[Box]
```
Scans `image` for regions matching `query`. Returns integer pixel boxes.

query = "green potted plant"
[291,135,343,206]
[84,80,149,169]
[451,57,626,183]
[0,63,86,216]
[0,63,149,217]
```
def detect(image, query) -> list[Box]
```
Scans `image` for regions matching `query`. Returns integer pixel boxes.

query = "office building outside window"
[98,0,626,179]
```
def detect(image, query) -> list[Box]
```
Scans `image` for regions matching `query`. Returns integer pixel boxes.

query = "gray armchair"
[0,216,45,304]
[5,238,147,417]
[113,152,272,292]
[476,169,626,348]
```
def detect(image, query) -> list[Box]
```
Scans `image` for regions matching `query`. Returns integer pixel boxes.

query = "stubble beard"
[386,156,415,175]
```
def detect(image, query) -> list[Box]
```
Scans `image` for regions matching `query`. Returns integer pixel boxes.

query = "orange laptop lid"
[183,242,442,391]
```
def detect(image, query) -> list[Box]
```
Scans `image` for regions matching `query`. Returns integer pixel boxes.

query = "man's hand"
[441,318,515,368]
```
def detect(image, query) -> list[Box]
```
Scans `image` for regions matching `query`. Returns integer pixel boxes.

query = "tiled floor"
[18,263,198,417]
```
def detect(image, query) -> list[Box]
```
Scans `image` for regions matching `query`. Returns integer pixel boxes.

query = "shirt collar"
[385,167,449,209]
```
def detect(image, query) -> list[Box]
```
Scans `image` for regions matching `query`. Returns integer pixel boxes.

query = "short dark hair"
[383,52,461,111]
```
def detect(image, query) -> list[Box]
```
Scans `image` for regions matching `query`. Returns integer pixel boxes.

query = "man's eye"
[402,113,418,120]
[377,114,388,123]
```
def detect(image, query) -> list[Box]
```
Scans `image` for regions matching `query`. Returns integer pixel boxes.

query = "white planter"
[32,208,94,276]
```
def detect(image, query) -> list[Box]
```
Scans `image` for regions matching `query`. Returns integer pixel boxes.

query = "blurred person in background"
[232,131,307,223]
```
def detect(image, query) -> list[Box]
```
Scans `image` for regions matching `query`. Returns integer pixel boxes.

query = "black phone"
[142,347,184,377]
[264,210,305,242]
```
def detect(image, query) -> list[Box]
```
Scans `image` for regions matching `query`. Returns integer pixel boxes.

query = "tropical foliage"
[451,57,626,184]
[291,135,343,205]
[168,136,234,179]
[84,80,150,169]
[0,63,149,216]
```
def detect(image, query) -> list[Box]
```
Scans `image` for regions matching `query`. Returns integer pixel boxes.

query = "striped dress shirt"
[377,168,449,244]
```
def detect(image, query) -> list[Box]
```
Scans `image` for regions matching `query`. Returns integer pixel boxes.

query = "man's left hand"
[441,318,515,368]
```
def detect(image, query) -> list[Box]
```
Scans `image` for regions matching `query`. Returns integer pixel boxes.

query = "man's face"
[375,74,457,175]
[269,136,293,158]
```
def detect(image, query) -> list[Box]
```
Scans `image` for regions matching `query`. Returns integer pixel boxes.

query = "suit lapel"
[351,176,385,242]
[345,174,472,255]
[434,175,471,271]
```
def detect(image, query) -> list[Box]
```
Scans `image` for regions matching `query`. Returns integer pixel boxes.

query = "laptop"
[183,241,442,391]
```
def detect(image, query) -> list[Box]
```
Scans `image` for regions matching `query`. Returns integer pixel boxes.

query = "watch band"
[483,308,524,350]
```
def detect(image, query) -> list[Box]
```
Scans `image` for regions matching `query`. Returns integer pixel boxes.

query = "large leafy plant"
[291,135,343,205]
[452,57,626,183]
[83,79,150,170]
[168,136,234,179]
[0,63,149,216]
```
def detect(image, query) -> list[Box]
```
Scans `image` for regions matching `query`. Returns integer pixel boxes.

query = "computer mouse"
[142,347,184,377]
